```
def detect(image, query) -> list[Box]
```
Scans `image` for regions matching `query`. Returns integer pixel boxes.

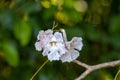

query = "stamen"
[50,41,57,46]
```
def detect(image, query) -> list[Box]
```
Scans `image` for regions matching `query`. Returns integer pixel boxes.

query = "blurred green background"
[0,0,120,80]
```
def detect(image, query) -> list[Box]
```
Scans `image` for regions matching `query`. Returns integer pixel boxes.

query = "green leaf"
[42,7,55,20]
[64,0,74,9]
[65,10,83,23]
[2,41,19,67]
[18,2,39,13]
[14,20,32,46]
[99,71,113,80]
[66,27,84,40]
[109,15,120,33]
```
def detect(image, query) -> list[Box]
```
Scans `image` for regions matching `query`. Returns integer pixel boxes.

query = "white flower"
[35,29,83,62]
[43,32,67,61]
[60,37,83,62]
[35,29,53,52]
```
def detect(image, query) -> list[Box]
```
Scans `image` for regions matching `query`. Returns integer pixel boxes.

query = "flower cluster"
[35,29,83,62]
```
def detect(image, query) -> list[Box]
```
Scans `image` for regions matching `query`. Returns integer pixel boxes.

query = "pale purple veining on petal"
[45,29,53,36]
[37,29,53,40]
[60,49,79,62]
[35,29,53,52]
[54,32,63,42]
[35,42,42,51]
[43,29,53,46]
[60,37,83,62]
[48,50,60,61]
[37,30,44,40]
[71,37,83,51]
[56,43,67,55]
[42,45,49,56]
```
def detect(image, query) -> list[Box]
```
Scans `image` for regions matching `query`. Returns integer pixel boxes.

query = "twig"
[73,60,90,69]
[30,60,49,80]
[58,29,120,80]
[114,69,120,80]
[73,60,120,80]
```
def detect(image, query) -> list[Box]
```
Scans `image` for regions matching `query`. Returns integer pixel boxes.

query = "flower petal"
[42,46,49,56]
[70,49,79,60]
[56,43,67,55]
[45,29,53,35]
[71,37,83,51]
[37,29,53,41]
[37,30,44,40]
[48,51,60,61]
[60,52,72,62]
[54,32,63,42]
[35,42,42,51]
[60,49,79,62]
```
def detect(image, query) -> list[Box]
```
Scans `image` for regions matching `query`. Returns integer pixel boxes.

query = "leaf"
[42,7,55,20]
[14,20,32,46]
[66,27,84,40]
[64,0,74,9]
[0,9,14,29]
[18,2,40,13]
[109,15,120,33]
[99,71,113,80]
[2,41,19,67]
[65,10,83,23]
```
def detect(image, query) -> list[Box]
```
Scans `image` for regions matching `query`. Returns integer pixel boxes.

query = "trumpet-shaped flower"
[35,29,83,62]
[60,37,83,62]
[43,32,67,61]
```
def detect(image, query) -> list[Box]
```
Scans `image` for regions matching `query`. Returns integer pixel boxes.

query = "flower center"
[50,41,57,46]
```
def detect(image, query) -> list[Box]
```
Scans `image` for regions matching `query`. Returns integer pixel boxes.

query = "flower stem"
[114,67,120,80]
[52,21,58,31]
[30,60,49,80]
[60,29,67,42]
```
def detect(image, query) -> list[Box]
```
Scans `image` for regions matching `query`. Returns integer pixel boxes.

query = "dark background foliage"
[0,0,120,80]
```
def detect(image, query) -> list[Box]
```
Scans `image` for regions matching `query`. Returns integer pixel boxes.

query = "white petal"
[54,32,63,42]
[70,49,79,60]
[45,29,53,35]
[60,52,72,62]
[65,42,71,50]
[42,43,52,56]
[60,49,79,62]
[51,36,57,42]
[57,43,67,55]
[37,30,45,40]
[35,42,42,51]
[42,46,49,56]
[48,51,60,61]
[71,37,83,51]
[37,29,53,41]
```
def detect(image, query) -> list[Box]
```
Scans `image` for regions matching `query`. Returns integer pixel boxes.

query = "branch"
[73,60,120,80]
[60,29,120,80]
[73,60,90,69]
